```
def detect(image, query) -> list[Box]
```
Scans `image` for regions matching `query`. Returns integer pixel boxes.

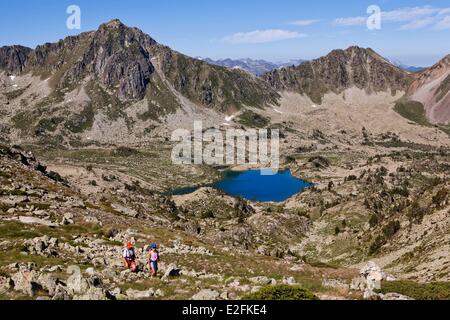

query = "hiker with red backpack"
[123,241,138,272]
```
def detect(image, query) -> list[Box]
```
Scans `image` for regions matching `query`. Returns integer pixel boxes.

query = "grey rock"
[249,276,272,286]
[52,285,71,300]
[23,236,59,257]
[11,270,42,296]
[282,276,296,285]
[18,216,58,228]
[360,261,387,296]
[73,287,109,300]
[85,268,96,276]
[111,203,138,218]
[125,288,155,299]
[380,292,414,300]
[191,289,220,301]
[161,263,180,281]
[0,276,13,294]
[37,273,59,296]
[0,45,32,74]
[66,273,89,294]
[322,279,350,291]
[350,276,366,291]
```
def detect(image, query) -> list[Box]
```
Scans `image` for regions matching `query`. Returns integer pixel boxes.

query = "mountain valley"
[0,20,449,301]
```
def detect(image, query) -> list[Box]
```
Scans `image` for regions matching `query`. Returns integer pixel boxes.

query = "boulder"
[360,261,385,292]
[380,293,414,300]
[92,257,107,267]
[37,273,59,296]
[11,270,42,296]
[66,273,89,294]
[0,276,13,294]
[322,279,350,291]
[161,263,180,281]
[73,287,109,300]
[350,276,366,291]
[256,245,269,256]
[249,276,272,286]
[125,288,155,299]
[282,276,296,285]
[18,216,58,228]
[220,291,229,300]
[184,222,201,235]
[191,289,220,300]
[61,216,74,225]
[85,268,96,276]
[51,285,71,300]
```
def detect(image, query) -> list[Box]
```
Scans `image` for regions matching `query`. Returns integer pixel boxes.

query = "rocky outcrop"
[0,45,32,74]
[0,144,68,185]
[263,46,412,104]
[23,236,60,256]
[350,262,402,300]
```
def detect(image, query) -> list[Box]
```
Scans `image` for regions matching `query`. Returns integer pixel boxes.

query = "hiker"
[123,241,137,272]
[148,243,160,277]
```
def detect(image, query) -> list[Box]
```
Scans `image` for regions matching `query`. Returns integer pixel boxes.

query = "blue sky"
[1,0,450,66]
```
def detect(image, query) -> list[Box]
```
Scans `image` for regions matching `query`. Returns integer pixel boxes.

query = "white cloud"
[400,17,435,30]
[382,6,439,22]
[290,19,321,26]
[333,16,366,27]
[334,5,450,29]
[222,29,306,44]
[438,8,450,15]
[435,16,450,30]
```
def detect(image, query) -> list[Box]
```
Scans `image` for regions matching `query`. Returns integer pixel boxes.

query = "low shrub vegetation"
[376,281,450,300]
[242,285,318,300]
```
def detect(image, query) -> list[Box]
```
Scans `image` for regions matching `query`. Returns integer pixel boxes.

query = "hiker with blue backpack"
[148,243,160,277]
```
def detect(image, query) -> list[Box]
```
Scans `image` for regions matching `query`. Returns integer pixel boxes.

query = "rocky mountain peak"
[100,18,125,29]
[263,46,412,104]
[23,20,159,99]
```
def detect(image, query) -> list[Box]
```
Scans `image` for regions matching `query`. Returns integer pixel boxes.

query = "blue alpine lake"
[167,169,312,202]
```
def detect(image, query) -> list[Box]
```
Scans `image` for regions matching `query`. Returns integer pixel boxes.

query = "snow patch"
[273,108,283,114]
[225,113,239,122]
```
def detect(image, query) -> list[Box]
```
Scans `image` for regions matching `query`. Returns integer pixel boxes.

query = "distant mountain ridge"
[1,18,448,146]
[200,57,306,76]
[388,58,426,73]
[263,46,413,104]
